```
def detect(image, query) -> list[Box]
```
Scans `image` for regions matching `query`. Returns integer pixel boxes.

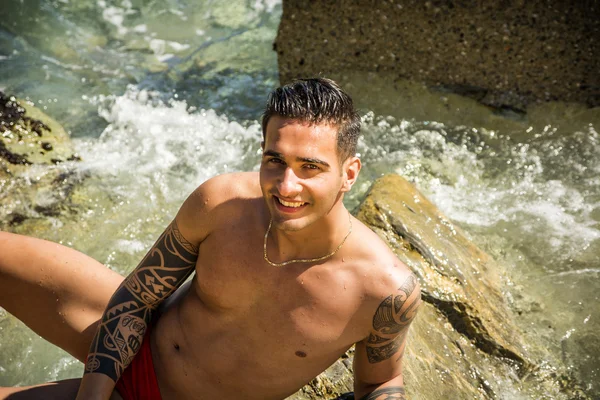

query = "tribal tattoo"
[366,275,420,364]
[359,387,406,400]
[84,221,199,382]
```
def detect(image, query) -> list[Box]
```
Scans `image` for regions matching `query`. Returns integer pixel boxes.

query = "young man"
[0,78,421,400]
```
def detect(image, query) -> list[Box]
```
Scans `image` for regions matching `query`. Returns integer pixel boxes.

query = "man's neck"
[266,204,351,264]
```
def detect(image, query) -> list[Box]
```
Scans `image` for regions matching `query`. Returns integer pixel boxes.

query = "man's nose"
[278,167,302,197]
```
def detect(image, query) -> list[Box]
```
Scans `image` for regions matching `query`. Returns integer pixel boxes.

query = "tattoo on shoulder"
[366,275,420,363]
[359,387,406,400]
[171,220,200,255]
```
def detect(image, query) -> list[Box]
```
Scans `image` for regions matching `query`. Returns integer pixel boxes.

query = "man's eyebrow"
[263,150,330,168]
[297,156,330,168]
[263,150,284,158]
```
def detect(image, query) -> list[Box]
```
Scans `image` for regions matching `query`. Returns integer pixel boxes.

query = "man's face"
[260,116,360,232]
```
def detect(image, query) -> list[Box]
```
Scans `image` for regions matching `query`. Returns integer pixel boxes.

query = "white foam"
[147,38,167,55]
[101,6,128,36]
[252,0,281,12]
[115,239,147,254]
[75,87,261,202]
[359,114,600,260]
[97,0,138,36]
[168,41,190,52]
[146,38,190,58]
[550,268,600,277]
[132,24,147,33]
[169,9,186,18]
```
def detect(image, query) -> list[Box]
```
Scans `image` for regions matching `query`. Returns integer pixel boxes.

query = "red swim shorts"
[115,326,162,400]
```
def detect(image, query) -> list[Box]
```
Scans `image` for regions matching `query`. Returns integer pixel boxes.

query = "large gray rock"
[287,174,588,399]
[275,1,599,110]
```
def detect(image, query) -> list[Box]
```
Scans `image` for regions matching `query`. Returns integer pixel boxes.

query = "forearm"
[355,375,406,400]
[75,286,154,399]
[77,220,198,399]
[354,273,421,400]
[82,280,158,383]
[358,387,406,400]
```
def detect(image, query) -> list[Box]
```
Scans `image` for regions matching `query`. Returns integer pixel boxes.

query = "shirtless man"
[0,78,421,400]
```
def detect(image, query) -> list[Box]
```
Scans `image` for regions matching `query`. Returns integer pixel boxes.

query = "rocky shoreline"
[0,93,590,398]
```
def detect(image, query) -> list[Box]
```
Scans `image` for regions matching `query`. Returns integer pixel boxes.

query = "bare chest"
[193,228,366,349]
[153,220,373,399]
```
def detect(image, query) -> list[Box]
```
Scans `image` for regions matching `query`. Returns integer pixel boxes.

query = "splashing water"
[1,0,599,397]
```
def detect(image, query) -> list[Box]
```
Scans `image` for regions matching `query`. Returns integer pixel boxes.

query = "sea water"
[0,0,598,397]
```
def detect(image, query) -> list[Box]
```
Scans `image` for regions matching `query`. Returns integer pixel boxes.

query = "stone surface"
[0,92,84,229]
[287,174,588,399]
[0,92,79,169]
[275,0,600,110]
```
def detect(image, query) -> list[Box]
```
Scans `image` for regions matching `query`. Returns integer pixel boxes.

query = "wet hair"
[261,78,361,161]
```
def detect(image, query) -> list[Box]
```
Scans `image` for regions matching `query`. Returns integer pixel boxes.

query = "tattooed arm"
[353,273,421,400]
[76,182,215,400]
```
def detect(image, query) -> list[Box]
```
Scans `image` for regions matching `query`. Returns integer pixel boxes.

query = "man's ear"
[341,156,361,192]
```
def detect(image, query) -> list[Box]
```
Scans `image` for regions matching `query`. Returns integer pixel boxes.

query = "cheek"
[312,179,341,202]
[260,168,284,196]
[259,167,273,183]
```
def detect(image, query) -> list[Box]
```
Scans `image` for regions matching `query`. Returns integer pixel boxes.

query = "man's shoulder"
[342,219,421,343]
[188,172,260,208]
[200,171,260,198]
[349,218,418,299]
[176,172,261,240]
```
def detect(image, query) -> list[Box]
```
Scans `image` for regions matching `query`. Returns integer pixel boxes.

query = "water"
[1,0,598,397]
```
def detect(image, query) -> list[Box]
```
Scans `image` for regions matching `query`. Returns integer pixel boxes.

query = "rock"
[0,92,80,169]
[275,1,599,110]
[290,350,354,400]
[287,174,589,399]
[359,175,528,364]
[0,92,83,229]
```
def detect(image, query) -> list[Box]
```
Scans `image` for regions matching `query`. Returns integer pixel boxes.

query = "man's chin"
[271,216,310,232]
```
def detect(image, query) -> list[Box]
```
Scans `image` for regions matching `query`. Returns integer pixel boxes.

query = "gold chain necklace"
[263,211,352,267]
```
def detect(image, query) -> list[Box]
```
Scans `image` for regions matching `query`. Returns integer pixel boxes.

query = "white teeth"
[278,198,305,208]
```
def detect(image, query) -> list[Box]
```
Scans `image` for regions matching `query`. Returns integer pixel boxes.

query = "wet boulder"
[0,92,84,229]
[0,92,79,169]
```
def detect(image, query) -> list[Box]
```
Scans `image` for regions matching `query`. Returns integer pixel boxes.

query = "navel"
[295,350,307,358]
[174,343,180,351]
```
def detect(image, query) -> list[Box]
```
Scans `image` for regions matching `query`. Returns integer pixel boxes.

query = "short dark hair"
[261,78,361,161]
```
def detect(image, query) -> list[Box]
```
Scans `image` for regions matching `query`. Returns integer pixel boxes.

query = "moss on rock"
[0,92,80,168]
[0,92,83,229]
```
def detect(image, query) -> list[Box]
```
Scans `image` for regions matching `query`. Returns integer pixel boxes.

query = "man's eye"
[304,164,319,170]
[268,158,284,164]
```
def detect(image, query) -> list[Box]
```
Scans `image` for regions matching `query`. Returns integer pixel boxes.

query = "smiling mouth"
[275,197,307,208]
